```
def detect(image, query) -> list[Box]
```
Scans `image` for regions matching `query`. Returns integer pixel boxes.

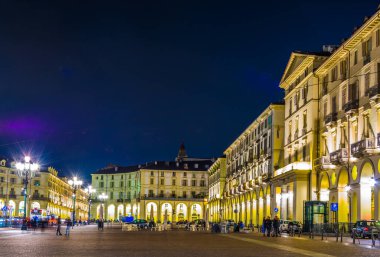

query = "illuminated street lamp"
[16,156,40,230]
[68,176,83,227]
[98,192,108,220]
[84,185,96,223]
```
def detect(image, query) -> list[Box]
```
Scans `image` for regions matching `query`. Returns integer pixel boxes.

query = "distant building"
[91,144,214,222]
[207,157,226,222]
[0,158,88,220]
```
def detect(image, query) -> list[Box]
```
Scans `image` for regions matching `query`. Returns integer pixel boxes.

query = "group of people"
[262,216,281,237]
[55,216,73,237]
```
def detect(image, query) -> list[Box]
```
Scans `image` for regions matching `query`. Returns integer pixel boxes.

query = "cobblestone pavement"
[0,225,379,257]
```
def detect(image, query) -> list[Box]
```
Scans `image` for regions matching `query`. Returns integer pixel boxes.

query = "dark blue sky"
[0,0,376,180]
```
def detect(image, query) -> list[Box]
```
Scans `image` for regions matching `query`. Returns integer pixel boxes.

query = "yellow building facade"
[91,145,214,222]
[314,11,380,223]
[207,157,226,222]
[0,157,88,220]
[223,103,284,227]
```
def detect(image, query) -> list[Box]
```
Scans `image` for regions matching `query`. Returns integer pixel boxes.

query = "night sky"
[0,0,377,181]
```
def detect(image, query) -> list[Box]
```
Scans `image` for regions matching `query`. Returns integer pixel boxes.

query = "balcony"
[351,138,375,157]
[324,112,337,127]
[329,148,348,164]
[313,156,333,169]
[367,85,380,105]
[343,99,359,114]
[363,55,371,65]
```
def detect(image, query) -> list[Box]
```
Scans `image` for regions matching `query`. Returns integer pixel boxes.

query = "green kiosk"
[303,201,328,232]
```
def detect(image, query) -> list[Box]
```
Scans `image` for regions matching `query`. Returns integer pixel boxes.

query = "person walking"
[264,216,272,237]
[65,218,72,236]
[273,216,280,237]
[56,216,62,236]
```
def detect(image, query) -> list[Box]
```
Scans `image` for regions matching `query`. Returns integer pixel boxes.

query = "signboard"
[330,203,338,212]
[122,216,134,223]
[274,207,279,213]
[2,205,7,212]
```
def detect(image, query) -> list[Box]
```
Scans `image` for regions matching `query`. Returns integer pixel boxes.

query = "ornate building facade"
[0,157,88,220]
[207,157,226,222]
[91,145,214,222]
[222,103,284,227]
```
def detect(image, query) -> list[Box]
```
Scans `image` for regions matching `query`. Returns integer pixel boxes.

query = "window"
[150,171,154,176]
[150,178,154,185]
[376,30,380,47]
[127,192,131,199]
[302,145,307,161]
[192,180,196,187]
[160,178,164,185]
[183,172,187,177]
[303,111,307,129]
[182,180,187,186]
[322,76,328,95]
[99,182,104,188]
[340,60,347,79]
[148,190,154,197]
[119,192,123,199]
[331,66,338,81]
[121,175,123,179]
[194,163,198,168]
[323,101,328,117]
[159,190,164,197]
[354,50,358,65]
[182,191,187,198]
[0,177,3,182]
[110,182,114,188]
[332,96,337,113]
[34,180,40,186]
[101,175,103,180]
[111,175,114,180]
[171,191,176,197]
[365,72,370,95]
[10,178,16,184]
[172,179,176,186]
[200,180,206,187]
[172,172,176,177]
[342,86,347,106]
[120,181,124,187]
[160,171,164,177]
[191,191,196,197]
[128,180,131,187]
[289,98,292,115]
[110,192,113,200]
[362,37,372,57]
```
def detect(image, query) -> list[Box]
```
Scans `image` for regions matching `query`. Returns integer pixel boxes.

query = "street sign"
[274,207,279,213]
[330,203,338,212]
[1,205,7,212]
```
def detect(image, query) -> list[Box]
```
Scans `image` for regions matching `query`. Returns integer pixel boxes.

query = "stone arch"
[125,204,132,216]
[117,204,124,220]
[107,204,115,221]
[190,203,202,221]
[337,168,350,222]
[320,172,330,201]
[146,202,158,222]
[161,202,173,223]
[18,201,25,216]
[359,161,375,220]
[8,200,16,216]
[176,202,187,221]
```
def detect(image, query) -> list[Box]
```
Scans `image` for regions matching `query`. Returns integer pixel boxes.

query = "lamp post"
[84,185,96,224]
[98,192,108,220]
[68,177,83,227]
[16,156,39,230]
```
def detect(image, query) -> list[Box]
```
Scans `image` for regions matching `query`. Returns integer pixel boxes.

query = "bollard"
[353,234,355,244]
[340,230,343,243]
[321,228,324,240]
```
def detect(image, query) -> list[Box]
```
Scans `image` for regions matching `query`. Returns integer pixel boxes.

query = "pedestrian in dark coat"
[264,216,272,237]
[273,216,280,237]
[56,216,62,236]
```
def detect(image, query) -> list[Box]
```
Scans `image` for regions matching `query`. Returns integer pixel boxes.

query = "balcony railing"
[330,148,348,164]
[363,55,371,65]
[367,85,380,99]
[351,138,375,157]
[343,99,359,114]
[324,112,337,126]
[313,156,331,167]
